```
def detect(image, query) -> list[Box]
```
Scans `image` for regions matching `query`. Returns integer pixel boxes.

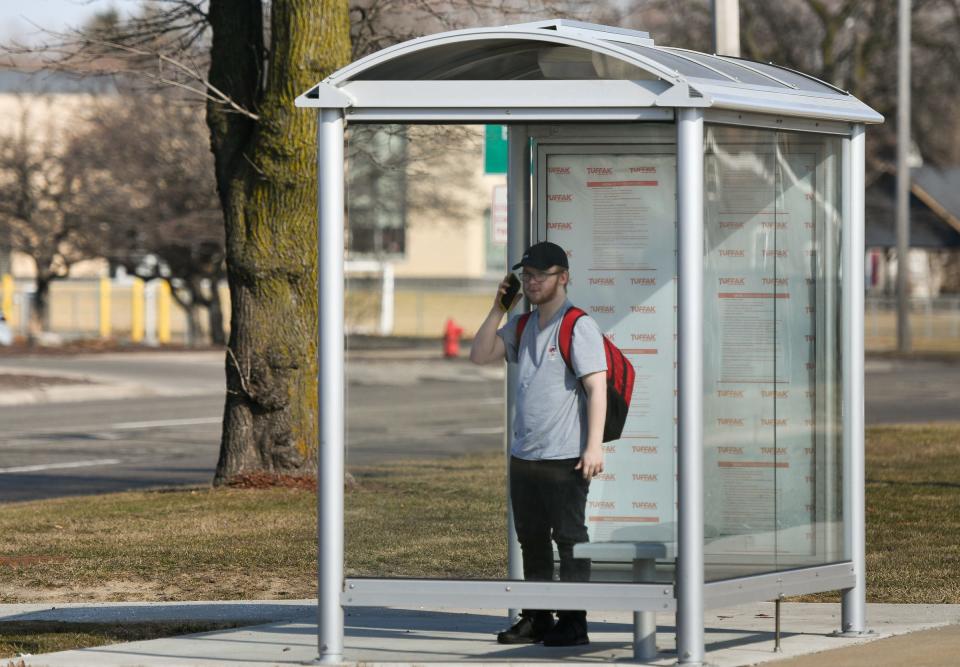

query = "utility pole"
[712,0,740,57]
[896,0,912,352]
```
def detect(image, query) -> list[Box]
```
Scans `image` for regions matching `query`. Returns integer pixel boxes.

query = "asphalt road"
[0,351,957,503]
[0,352,505,503]
[863,358,960,425]
[2,393,226,503]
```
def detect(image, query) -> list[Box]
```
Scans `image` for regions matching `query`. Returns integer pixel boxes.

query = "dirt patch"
[0,374,92,390]
[0,557,67,567]
[0,581,168,604]
[225,472,317,491]
[224,471,361,490]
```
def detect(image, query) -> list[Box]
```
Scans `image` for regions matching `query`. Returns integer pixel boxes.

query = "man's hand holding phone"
[471,274,518,365]
[497,273,521,312]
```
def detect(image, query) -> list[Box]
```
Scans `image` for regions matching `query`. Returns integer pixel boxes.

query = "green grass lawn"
[0,454,507,606]
[791,423,960,603]
[345,456,507,579]
[862,423,960,603]
[1,425,959,657]
[0,486,319,603]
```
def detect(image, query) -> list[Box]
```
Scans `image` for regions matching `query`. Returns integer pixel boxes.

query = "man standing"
[470,241,607,647]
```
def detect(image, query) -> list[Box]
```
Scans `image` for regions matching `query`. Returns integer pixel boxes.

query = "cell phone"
[499,273,521,312]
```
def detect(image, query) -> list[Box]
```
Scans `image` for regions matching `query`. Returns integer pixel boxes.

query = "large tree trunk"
[209,0,351,482]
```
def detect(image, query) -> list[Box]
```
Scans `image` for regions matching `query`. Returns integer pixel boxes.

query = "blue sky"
[1,0,130,44]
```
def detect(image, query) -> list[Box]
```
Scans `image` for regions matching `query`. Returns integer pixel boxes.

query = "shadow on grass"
[866,478,960,489]
[0,620,242,659]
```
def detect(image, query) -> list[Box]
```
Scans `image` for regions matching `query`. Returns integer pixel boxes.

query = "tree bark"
[209,0,351,482]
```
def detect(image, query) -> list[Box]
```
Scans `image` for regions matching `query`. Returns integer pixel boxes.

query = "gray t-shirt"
[497,300,607,460]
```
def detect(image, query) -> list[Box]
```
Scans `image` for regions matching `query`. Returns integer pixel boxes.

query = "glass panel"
[614,43,731,81]
[344,123,682,587]
[660,49,793,89]
[347,125,407,257]
[345,124,509,580]
[737,61,842,95]
[702,125,844,581]
[352,40,657,81]
[353,40,543,80]
[538,131,677,584]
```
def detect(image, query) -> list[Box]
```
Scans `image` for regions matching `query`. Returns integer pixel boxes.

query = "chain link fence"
[865,295,960,352]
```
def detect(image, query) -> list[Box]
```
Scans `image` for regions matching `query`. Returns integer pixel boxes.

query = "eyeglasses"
[519,270,563,283]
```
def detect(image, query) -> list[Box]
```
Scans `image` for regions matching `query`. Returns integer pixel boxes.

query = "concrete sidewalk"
[6,601,960,666]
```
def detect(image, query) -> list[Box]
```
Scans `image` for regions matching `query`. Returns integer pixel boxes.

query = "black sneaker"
[542,617,589,647]
[496,613,555,644]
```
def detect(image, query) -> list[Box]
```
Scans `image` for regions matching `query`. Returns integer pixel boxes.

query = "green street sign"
[484,125,508,174]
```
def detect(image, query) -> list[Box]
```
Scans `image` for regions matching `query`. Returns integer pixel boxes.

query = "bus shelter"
[297,20,883,665]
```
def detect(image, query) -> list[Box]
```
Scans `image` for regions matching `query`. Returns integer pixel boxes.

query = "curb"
[0,600,315,626]
[0,382,159,407]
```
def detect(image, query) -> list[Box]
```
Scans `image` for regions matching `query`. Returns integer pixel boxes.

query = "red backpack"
[516,307,635,442]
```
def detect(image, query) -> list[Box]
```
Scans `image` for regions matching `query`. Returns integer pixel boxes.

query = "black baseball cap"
[511,241,569,271]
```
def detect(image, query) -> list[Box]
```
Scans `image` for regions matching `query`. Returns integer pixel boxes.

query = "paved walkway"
[5,601,960,666]
[774,624,960,666]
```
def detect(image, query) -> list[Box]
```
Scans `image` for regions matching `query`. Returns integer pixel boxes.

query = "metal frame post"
[505,125,531,619]
[895,0,912,352]
[633,560,657,660]
[676,108,705,665]
[317,108,346,663]
[840,124,868,636]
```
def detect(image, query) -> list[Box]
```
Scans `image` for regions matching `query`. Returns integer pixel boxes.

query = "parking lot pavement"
[864,357,960,424]
[0,352,505,502]
[1,348,957,424]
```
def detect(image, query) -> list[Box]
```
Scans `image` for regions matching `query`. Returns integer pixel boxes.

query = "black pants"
[510,456,591,628]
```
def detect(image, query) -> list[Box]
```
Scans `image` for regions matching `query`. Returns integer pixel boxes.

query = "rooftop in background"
[297,19,883,125]
[867,166,960,249]
[0,68,118,94]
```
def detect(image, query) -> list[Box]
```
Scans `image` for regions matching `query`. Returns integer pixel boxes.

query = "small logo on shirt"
[547,344,558,361]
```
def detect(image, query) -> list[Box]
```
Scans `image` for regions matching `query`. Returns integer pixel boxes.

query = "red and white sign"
[544,152,678,543]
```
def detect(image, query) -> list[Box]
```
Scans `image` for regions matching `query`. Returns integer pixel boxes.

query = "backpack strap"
[517,307,587,376]
[516,312,532,343]
[557,307,587,376]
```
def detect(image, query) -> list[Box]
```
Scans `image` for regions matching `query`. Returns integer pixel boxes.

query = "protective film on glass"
[702,125,844,581]
[538,132,678,584]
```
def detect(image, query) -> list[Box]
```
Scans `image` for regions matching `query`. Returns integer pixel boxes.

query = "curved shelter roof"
[297,19,882,125]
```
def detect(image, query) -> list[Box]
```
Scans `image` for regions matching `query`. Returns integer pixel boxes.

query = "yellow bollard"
[131,278,145,343]
[1,274,12,322]
[99,276,111,339]
[157,279,171,344]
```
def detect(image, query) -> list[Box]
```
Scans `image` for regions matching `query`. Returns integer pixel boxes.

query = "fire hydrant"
[443,318,463,358]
